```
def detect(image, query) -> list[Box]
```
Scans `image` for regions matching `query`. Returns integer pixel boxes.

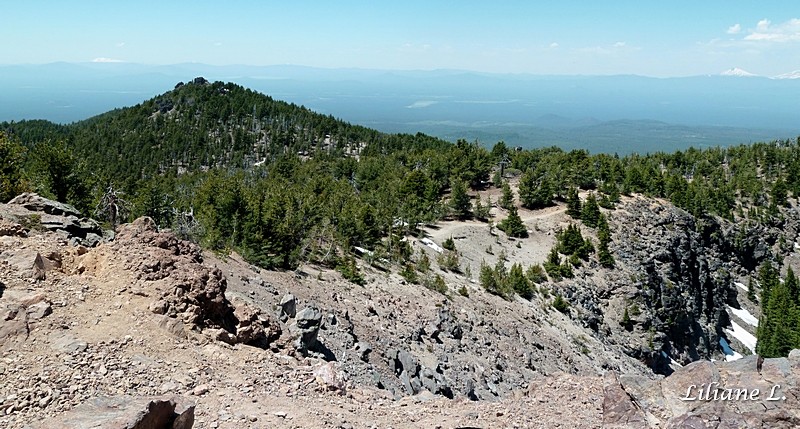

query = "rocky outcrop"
[290,306,323,354]
[575,198,792,374]
[603,350,800,427]
[0,291,53,348]
[111,217,280,349]
[34,395,195,429]
[114,217,235,331]
[4,193,105,247]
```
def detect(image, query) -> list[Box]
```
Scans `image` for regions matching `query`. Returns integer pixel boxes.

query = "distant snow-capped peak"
[720,67,758,77]
[773,70,800,79]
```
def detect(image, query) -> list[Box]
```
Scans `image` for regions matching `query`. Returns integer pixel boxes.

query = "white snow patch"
[661,351,684,368]
[794,241,800,249]
[727,305,759,327]
[420,238,444,253]
[774,70,800,80]
[721,67,758,77]
[734,282,747,292]
[719,337,744,362]
[353,246,373,257]
[724,321,757,354]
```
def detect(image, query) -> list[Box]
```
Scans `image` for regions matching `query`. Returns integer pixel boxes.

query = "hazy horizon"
[3,2,800,153]
[4,2,800,77]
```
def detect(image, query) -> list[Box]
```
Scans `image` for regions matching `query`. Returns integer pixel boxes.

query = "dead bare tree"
[94,185,129,230]
[172,206,203,242]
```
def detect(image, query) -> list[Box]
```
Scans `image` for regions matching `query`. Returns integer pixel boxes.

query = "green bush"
[526,264,548,284]
[400,263,419,284]
[553,294,569,313]
[336,256,365,285]
[437,250,460,272]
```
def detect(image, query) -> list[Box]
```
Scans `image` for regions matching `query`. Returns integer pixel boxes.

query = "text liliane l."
[680,383,786,402]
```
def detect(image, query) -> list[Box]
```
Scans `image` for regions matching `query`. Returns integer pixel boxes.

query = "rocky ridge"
[1,193,799,428]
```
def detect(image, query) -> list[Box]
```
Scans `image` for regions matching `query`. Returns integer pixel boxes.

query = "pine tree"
[508,263,533,299]
[480,260,502,298]
[747,277,757,302]
[28,139,90,212]
[552,294,569,313]
[449,178,471,219]
[566,187,582,218]
[756,278,798,357]
[557,224,584,255]
[519,169,553,209]
[622,306,632,328]
[581,193,601,228]
[786,267,799,303]
[498,205,528,238]
[473,196,491,221]
[759,262,779,309]
[544,247,563,280]
[492,169,503,188]
[500,181,514,210]
[526,264,547,284]
[0,132,28,202]
[771,177,788,208]
[597,213,615,268]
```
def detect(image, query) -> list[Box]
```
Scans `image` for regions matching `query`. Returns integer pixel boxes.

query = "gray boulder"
[290,306,322,353]
[34,395,195,429]
[8,193,81,217]
[279,293,296,321]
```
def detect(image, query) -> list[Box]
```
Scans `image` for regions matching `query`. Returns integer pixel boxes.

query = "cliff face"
[578,197,799,374]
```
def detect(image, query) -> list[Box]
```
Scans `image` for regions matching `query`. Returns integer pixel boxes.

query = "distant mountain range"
[1,62,798,154]
[719,67,800,79]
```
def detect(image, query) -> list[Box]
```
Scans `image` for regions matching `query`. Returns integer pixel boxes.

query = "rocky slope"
[1,193,799,428]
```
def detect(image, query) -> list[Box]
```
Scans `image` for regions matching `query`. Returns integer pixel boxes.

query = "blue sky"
[3,1,799,76]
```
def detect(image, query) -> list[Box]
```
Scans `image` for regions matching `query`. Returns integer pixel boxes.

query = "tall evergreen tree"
[508,263,533,299]
[28,139,90,212]
[499,181,514,210]
[449,178,472,219]
[518,169,553,209]
[597,213,615,268]
[756,278,799,357]
[786,267,799,303]
[498,205,528,238]
[0,132,28,202]
[566,187,582,218]
[581,193,601,228]
[759,262,779,309]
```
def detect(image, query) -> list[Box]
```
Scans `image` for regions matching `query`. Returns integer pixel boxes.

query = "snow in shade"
[660,351,683,367]
[719,337,744,362]
[727,305,759,327]
[420,238,444,253]
[724,321,757,354]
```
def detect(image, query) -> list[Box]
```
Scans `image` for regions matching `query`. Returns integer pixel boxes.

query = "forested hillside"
[2,78,799,359]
